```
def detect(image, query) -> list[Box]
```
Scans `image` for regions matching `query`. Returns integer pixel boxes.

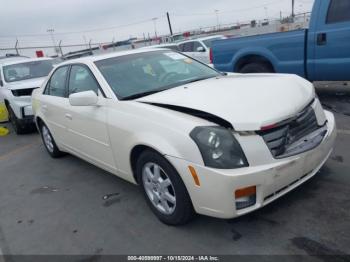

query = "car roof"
[141,43,178,49]
[0,56,29,65]
[1,57,53,66]
[57,49,173,66]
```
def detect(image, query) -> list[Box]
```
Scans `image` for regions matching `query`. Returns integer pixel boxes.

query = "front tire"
[40,123,65,158]
[136,150,195,225]
[8,106,27,135]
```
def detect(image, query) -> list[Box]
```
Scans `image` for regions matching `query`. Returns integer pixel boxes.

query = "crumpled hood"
[137,74,315,131]
[5,77,46,90]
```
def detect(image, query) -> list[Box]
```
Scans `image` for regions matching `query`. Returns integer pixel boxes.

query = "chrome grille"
[259,106,321,158]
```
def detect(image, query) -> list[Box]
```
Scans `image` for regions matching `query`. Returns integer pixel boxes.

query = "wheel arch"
[235,54,275,73]
[35,116,44,131]
[130,144,170,184]
[231,48,278,73]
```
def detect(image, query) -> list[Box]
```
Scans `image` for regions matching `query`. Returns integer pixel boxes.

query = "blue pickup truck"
[212,0,350,81]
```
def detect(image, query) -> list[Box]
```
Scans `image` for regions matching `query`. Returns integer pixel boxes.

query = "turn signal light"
[188,166,200,186]
[235,186,256,198]
[235,186,256,210]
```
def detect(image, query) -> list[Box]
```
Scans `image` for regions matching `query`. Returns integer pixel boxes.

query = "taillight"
[209,48,213,64]
[260,123,278,131]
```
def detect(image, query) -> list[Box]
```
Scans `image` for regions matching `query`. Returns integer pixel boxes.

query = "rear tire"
[136,150,195,225]
[239,62,274,73]
[40,123,65,158]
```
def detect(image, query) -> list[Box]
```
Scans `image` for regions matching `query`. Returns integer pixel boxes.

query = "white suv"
[178,35,226,64]
[0,58,54,134]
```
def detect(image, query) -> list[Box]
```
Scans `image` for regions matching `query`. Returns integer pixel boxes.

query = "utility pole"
[264,6,268,19]
[292,0,295,19]
[88,39,92,53]
[47,28,57,55]
[83,35,88,49]
[166,12,173,36]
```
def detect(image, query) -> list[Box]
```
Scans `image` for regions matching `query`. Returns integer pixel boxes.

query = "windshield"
[95,50,220,100]
[3,60,54,83]
[203,37,225,48]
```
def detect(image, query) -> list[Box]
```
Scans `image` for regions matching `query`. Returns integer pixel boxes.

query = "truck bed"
[213,30,307,77]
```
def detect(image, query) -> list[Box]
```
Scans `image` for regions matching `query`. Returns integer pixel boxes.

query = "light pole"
[47,28,57,55]
[152,17,158,38]
[214,10,220,31]
[83,35,88,49]
[264,6,269,19]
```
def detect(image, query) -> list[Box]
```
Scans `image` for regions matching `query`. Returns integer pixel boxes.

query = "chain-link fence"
[0,12,311,58]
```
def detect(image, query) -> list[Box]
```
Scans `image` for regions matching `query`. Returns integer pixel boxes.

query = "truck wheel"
[239,62,274,73]
[136,150,195,225]
[8,106,27,135]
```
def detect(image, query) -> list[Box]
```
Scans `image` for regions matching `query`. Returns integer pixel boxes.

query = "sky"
[0,0,314,56]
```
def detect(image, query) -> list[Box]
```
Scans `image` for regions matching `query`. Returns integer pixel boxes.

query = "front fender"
[108,128,204,184]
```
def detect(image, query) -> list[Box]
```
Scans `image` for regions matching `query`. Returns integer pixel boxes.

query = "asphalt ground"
[0,83,349,259]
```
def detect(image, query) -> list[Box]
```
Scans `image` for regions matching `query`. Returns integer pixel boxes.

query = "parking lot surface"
[0,84,349,257]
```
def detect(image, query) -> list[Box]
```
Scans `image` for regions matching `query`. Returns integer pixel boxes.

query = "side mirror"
[196,46,205,52]
[69,90,98,106]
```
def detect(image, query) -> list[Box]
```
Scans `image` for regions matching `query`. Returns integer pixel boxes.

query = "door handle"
[317,33,327,46]
[65,113,72,120]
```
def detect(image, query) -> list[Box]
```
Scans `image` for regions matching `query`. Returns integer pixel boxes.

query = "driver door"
[64,64,117,172]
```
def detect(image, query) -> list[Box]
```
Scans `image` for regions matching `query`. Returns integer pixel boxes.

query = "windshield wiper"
[182,76,215,85]
[120,76,216,101]
[121,89,169,101]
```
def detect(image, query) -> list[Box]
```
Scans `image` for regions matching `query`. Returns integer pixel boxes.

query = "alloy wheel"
[142,162,176,215]
[42,125,54,153]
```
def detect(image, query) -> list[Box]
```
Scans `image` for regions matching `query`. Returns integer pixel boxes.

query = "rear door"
[40,66,70,145]
[192,41,209,64]
[310,0,350,81]
[64,64,117,172]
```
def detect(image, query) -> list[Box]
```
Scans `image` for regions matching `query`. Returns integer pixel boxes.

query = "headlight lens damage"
[190,126,248,169]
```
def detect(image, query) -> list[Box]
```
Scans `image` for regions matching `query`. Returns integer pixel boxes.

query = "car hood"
[137,74,315,131]
[5,77,46,90]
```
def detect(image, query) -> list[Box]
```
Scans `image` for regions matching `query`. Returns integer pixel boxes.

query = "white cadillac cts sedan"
[32,49,336,225]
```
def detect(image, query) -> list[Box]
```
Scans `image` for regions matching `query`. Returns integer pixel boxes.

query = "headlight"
[190,126,248,169]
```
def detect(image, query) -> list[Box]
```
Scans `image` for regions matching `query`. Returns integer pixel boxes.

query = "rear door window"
[327,0,350,24]
[179,42,194,52]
